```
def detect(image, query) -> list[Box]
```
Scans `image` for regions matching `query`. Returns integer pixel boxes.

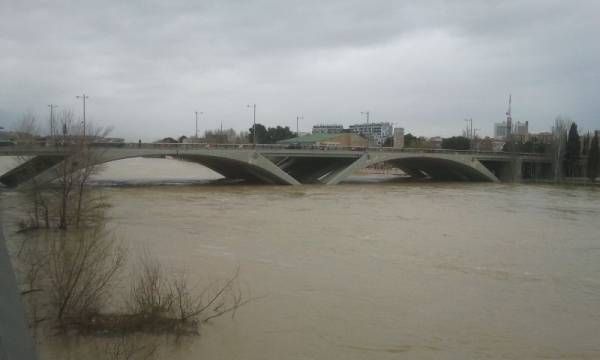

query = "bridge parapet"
[0,142,550,158]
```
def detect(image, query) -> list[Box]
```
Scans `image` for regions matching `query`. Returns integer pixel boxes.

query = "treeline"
[248,124,295,144]
[161,123,296,144]
[560,123,599,180]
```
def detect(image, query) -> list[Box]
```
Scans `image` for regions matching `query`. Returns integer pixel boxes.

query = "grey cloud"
[1,0,599,140]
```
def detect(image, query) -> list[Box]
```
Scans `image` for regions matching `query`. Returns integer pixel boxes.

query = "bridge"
[0,143,554,187]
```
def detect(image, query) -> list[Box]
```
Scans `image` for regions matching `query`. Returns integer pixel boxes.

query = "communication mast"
[506,94,512,137]
[505,94,517,181]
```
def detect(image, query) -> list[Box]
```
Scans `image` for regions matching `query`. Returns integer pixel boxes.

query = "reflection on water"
[2,157,600,359]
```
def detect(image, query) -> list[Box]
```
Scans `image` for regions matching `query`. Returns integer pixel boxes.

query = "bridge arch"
[324,152,500,184]
[0,148,300,187]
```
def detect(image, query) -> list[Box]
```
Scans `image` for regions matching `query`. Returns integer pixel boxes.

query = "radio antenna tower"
[506,94,517,181]
[506,94,512,135]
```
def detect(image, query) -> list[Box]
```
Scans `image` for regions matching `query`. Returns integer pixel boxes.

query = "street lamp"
[296,115,303,136]
[195,111,203,140]
[247,104,256,145]
[76,94,89,138]
[361,111,370,145]
[464,118,473,139]
[48,104,58,138]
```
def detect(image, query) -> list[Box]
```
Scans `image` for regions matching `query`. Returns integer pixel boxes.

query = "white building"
[494,122,509,139]
[312,124,344,134]
[514,121,529,136]
[393,128,404,148]
[494,120,529,139]
[349,122,393,145]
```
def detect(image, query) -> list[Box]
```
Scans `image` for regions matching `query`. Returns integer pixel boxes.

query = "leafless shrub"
[48,226,126,323]
[124,254,249,335]
[104,336,158,360]
[128,255,174,318]
[174,266,249,324]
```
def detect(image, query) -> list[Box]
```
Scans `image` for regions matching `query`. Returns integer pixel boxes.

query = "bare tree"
[13,111,39,144]
[50,110,109,229]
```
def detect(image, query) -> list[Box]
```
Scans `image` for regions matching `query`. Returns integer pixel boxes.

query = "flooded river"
[2,157,600,359]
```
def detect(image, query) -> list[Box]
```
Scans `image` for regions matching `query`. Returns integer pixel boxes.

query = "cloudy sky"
[1,0,599,141]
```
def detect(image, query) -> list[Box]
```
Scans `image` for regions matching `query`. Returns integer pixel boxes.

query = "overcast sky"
[1,0,599,141]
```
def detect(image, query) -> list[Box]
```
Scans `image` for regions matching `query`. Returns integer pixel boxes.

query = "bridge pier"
[323,154,369,185]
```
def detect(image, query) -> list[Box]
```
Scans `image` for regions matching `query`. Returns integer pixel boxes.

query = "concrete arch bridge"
[0,144,554,187]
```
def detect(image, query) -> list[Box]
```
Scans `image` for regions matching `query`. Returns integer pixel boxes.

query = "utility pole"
[506,94,512,140]
[76,94,89,138]
[296,115,303,136]
[48,104,58,138]
[361,111,370,146]
[247,104,256,145]
[464,118,473,139]
[194,111,203,139]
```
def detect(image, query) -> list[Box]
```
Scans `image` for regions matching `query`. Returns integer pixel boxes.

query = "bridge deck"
[0,143,553,187]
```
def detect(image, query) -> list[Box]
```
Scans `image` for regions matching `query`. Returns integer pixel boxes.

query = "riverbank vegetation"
[9,114,248,358]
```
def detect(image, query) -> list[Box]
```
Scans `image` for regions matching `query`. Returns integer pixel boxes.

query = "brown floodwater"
[2,157,600,359]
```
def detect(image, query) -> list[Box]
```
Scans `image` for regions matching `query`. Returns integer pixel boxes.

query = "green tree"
[266,126,295,143]
[565,123,580,177]
[404,133,417,147]
[587,131,599,182]
[248,123,267,144]
[441,136,470,150]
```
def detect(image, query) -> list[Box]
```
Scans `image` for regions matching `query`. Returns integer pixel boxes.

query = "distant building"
[312,124,344,135]
[348,122,393,145]
[495,120,528,140]
[393,128,404,148]
[494,122,509,139]
[478,137,505,152]
[154,137,178,144]
[514,121,529,136]
[93,137,124,143]
[429,136,443,149]
[529,132,554,144]
[278,133,367,147]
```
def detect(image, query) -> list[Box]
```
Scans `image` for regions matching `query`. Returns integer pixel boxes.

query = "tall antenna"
[506,94,512,135]
[296,115,303,136]
[361,111,370,145]
[48,104,58,137]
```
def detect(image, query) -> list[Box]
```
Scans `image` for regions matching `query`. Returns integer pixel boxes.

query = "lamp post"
[247,104,256,145]
[464,118,473,139]
[361,111,370,146]
[48,104,58,138]
[194,111,203,140]
[296,115,303,136]
[76,94,89,138]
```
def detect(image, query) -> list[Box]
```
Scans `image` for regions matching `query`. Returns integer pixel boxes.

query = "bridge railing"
[0,140,548,158]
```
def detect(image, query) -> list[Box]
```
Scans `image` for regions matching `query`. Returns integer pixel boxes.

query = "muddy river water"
[2,157,600,359]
